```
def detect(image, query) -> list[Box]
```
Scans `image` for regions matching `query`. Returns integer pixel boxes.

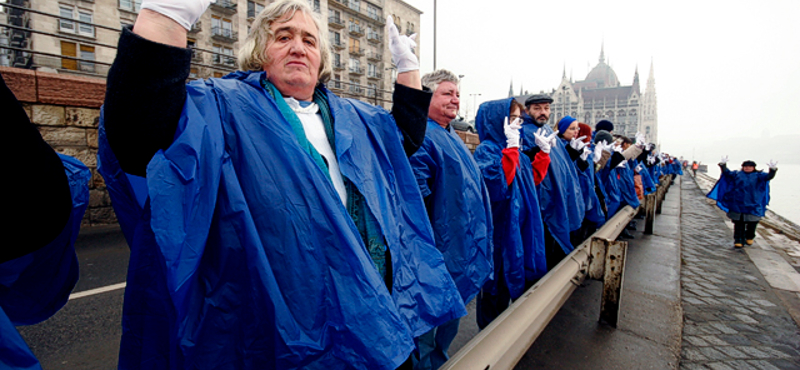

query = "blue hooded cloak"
[0,154,89,370]
[597,160,622,217]
[521,117,585,254]
[617,162,641,209]
[408,119,493,305]
[98,71,466,370]
[580,152,606,226]
[474,99,547,299]
[707,167,772,217]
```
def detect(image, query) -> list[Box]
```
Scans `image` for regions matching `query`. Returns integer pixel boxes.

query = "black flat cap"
[742,160,757,167]
[525,94,553,106]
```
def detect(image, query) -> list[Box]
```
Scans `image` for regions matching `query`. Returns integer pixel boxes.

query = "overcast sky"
[402,0,800,162]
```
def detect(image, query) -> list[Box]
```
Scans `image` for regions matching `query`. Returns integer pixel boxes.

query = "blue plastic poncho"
[98,71,466,370]
[707,167,772,217]
[580,152,606,226]
[521,118,585,253]
[597,160,622,217]
[0,154,89,370]
[474,99,547,299]
[617,162,641,209]
[639,163,656,195]
[408,120,493,305]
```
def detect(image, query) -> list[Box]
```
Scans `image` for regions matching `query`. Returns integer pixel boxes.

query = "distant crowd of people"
[1,0,776,369]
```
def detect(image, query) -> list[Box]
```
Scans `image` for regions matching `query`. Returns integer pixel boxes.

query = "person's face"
[622,142,631,150]
[742,165,755,173]
[562,121,580,140]
[526,103,551,124]
[263,11,321,101]
[428,81,460,127]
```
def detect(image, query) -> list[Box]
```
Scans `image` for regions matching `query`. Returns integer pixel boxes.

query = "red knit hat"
[578,122,592,144]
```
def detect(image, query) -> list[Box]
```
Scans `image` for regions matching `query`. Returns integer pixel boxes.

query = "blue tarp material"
[579,152,606,226]
[0,154,89,370]
[597,161,622,217]
[98,71,466,370]
[521,117,585,254]
[707,167,771,217]
[408,119,494,305]
[639,163,656,195]
[618,162,641,209]
[474,98,547,299]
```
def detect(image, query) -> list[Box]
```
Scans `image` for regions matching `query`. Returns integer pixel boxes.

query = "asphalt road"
[17,226,129,370]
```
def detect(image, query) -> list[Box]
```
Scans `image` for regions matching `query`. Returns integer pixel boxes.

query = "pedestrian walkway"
[680,177,800,369]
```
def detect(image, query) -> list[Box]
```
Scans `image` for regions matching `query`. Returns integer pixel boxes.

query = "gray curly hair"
[421,69,460,93]
[237,0,332,84]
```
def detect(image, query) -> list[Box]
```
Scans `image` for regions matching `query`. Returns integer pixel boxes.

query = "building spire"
[562,63,566,79]
[508,79,514,97]
[648,57,655,83]
[599,41,605,64]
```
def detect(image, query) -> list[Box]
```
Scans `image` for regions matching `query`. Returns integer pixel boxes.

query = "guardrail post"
[656,184,664,215]
[600,240,627,327]
[588,237,609,280]
[644,193,655,234]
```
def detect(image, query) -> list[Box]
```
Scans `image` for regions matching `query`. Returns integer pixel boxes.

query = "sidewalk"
[679,176,800,369]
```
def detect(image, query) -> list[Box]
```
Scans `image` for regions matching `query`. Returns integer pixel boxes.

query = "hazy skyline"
[402,0,800,163]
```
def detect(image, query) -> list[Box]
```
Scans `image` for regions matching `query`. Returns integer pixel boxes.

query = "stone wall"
[2,66,115,226]
[455,131,480,152]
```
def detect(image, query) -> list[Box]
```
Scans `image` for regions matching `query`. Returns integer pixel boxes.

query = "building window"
[212,45,234,66]
[308,0,320,12]
[349,0,360,12]
[247,1,264,18]
[349,57,360,71]
[212,16,233,38]
[189,67,199,79]
[59,6,94,37]
[119,0,142,12]
[60,41,95,73]
[367,63,376,77]
[349,78,361,94]
[367,5,380,21]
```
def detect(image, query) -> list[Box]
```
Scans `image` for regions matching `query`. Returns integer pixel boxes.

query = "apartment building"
[0,0,422,108]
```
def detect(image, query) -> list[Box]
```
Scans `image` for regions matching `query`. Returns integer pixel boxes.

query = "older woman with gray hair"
[100,0,466,368]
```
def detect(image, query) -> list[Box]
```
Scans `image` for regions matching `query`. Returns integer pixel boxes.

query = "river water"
[699,163,800,225]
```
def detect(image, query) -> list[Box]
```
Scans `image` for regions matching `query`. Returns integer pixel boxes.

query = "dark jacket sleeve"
[104,27,191,177]
[391,83,431,157]
[565,143,582,161]
[766,168,777,181]
[1,73,72,263]
[608,152,626,169]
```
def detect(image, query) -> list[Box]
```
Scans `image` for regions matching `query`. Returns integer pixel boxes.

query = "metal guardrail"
[442,178,673,370]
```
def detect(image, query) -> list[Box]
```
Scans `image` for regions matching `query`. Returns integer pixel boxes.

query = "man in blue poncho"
[520,94,585,269]
[473,98,548,329]
[708,157,778,248]
[407,70,493,369]
[100,1,466,369]
[1,72,90,370]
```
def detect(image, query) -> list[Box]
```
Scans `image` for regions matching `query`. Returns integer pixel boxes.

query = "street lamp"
[468,93,481,122]
[458,74,465,118]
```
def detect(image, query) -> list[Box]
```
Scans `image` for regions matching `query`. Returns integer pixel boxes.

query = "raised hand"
[767,159,778,169]
[533,128,551,154]
[386,16,419,73]
[580,147,591,161]
[504,117,522,149]
[141,0,214,30]
[593,141,605,160]
[569,135,587,152]
[547,130,560,150]
[720,155,729,165]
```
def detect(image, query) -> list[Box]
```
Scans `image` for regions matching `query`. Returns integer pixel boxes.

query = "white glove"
[635,163,644,172]
[647,155,656,165]
[614,143,624,154]
[635,132,646,146]
[767,160,778,169]
[593,142,605,160]
[386,16,419,73]
[569,136,587,152]
[504,117,522,149]
[533,128,551,154]
[141,0,213,30]
[580,147,591,161]
[616,160,627,169]
[548,130,560,150]
[720,155,728,165]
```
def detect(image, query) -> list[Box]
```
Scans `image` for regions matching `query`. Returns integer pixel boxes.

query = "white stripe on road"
[68,282,127,300]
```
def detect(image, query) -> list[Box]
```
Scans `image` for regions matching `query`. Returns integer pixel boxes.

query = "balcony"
[188,21,202,34]
[330,80,343,91]
[191,49,204,63]
[348,85,363,95]
[366,52,382,62]
[333,60,344,70]
[328,16,345,29]
[367,71,382,80]
[349,66,364,75]
[348,46,364,56]
[366,31,382,43]
[329,0,348,9]
[213,54,236,68]
[211,26,238,43]
[348,23,364,37]
[366,88,377,98]
[331,40,345,50]
[367,10,384,24]
[210,0,237,15]
[348,1,360,12]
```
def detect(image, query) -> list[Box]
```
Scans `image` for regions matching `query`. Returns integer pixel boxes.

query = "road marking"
[69,282,127,300]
